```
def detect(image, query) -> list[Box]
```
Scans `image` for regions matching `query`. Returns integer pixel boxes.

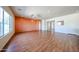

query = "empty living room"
[0,6,79,52]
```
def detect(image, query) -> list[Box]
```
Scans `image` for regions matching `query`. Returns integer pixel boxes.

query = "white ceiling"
[11,6,79,20]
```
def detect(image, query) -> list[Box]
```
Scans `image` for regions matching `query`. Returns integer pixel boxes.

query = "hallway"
[5,31,79,52]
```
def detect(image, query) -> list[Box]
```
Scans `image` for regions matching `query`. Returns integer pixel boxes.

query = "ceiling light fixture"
[18,8,22,11]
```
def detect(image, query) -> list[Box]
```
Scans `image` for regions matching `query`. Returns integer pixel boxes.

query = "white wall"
[41,13,79,35]
[55,13,79,35]
[0,6,15,51]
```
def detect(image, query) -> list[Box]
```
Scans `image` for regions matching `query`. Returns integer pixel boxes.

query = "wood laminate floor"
[4,31,79,52]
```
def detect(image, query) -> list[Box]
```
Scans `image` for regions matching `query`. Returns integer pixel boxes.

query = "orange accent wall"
[15,16,41,33]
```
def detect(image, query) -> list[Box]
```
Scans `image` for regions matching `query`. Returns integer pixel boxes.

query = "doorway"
[47,21,55,32]
[47,21,51,31]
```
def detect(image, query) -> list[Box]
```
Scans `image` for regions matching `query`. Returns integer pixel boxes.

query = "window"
[9,16,13,31]
[4,10,10,34]
[0,7,3,37]
[0,7,12,37]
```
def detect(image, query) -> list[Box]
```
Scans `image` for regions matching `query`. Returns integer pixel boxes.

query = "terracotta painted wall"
[15,16,41,33]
